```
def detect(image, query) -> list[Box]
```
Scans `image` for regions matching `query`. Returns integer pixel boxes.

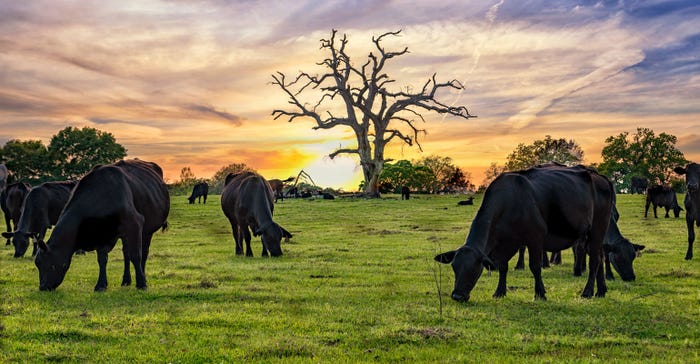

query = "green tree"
[480,162,507,190]
[505,135,584,171]
[210,163,252,193]
[0,139,51,183]
[598,127,688,190]
[48,126,127,180]
[379,160,420,192]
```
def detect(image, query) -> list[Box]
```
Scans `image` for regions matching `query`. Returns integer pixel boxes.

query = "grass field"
[1,193,699,363]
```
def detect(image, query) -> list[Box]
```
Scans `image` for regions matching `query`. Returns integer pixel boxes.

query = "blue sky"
[0,0,698,188]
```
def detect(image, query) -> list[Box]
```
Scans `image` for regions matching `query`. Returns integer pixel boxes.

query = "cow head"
[673,204,684,218]
[187,196,195,204]
[605,240,645,281]
[434,246,493,302]
[2,231,34,258]
[255,222,283,257]
[34,240,72,291]
[675,163,700,195]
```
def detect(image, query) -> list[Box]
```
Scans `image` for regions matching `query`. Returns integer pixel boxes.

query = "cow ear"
[480,254,496,269]
[253,227,262,237]
[434,250,457,264]
[633,244,646,252]
[674,167,687,175]
[1,232,13,238]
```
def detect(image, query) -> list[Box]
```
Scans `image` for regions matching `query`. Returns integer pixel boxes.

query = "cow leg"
[140,233,154,276]
[4,215,10,245]
[122,214,147,289]
[121,241,132,286]
[542,250,550,269]
[241,224,253,257]
[95,247,110,292]
[573,244,586,276]
[664,207,670,218]
[493,263,508,298]
[514,246,525,270]
[582,246,607,298]
[528,245,546,300]
[604,252,615,280]
[653,205,658,218]
[550,250,562,265]
[644,199,650,218]
[229,217,243,255]
[685,216,695,260]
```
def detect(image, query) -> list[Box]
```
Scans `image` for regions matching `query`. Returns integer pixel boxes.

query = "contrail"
[442,0,505,121]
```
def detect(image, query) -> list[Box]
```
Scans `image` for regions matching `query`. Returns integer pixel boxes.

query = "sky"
[1,0,699,190]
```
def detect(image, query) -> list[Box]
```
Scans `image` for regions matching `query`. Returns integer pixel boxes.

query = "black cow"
[34,159,170,291]
[188,182,209,204]
[645,185,682,218]
[2,182,31,244]
[457,197,474,206]
[2,181,76,257]
[221,171,291,257]
[401,186,410,200]
[435,164,615,302]
[674,163,700,260]
[630,176,648,194]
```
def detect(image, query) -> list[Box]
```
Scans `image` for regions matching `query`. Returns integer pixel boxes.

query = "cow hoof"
[493,291,506,298]
[94,286,107,292]
[595,291,606,298]
[121,281,132,287]
[534,295,547,301]
[685,255,693,260]
[581,291,593,299]
[137,285,148,290]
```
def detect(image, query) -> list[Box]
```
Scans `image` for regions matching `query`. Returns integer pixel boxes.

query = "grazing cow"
[2,182,31,243]
[630,176,648,194]
[401,186,410,200]
[267,178,293,203]
[645,185,682,218]
[2,181,76,258]
[434,164,615,302]
[222,171,291,257]
[674,163,700,260]
[187,182,209,204]
[34,159,170,291]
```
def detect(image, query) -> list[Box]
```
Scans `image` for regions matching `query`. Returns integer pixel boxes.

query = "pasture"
[1,193,699,362]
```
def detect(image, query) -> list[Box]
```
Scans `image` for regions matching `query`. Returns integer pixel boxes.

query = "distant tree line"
[374,155,474,194]
[480,129,688,193]
[0,126,127,184]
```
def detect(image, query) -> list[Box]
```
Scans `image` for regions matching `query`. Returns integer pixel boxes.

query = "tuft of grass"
[0,193,699,362]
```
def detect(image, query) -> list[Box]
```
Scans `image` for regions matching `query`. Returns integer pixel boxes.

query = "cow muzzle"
[451,291,470,302]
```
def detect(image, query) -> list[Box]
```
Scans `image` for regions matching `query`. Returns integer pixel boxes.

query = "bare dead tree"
[272,29,475,196]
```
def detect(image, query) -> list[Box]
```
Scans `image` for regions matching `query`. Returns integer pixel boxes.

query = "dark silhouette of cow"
[267,177,293,202]
[630,176,648,194]
[2,182,31,244]
[187,182,209,204]
[457,197,474,205]
[435,164,615,302]
[2,181,76,257]
[34,159,170,291]
[401,186,410,200]
[222,171,291,257]
[674,163,700,260]
[645,185,682,218]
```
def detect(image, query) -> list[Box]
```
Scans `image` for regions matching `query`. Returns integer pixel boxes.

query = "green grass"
[1,194,699,362]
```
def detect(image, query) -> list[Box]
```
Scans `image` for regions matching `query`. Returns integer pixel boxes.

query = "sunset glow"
[1,1,699,189]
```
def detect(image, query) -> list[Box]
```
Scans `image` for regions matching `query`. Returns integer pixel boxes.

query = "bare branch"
[329,148,359,159]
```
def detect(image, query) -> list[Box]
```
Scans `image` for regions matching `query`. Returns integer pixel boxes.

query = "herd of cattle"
[1,160,699,304]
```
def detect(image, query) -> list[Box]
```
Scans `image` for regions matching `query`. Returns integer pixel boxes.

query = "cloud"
[184,104,243,125]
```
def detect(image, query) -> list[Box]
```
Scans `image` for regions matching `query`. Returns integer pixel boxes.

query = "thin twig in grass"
[431,239,444,317]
